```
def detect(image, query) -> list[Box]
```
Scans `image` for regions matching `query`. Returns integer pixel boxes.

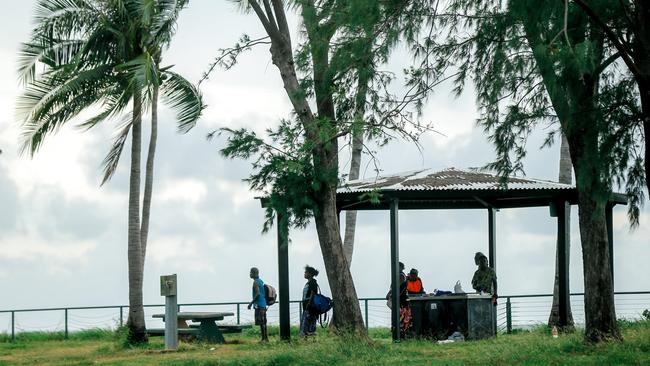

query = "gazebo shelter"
[265,167,627,341]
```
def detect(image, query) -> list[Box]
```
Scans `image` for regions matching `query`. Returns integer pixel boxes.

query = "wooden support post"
[277,211,291,341]
[488,207,497,271]
[556,202,570,328]
[606,203,614,284]
[487,207,497,333]
[389,198,400,342]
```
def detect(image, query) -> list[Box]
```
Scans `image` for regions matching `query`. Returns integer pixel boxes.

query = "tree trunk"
[639,80,650,197]
[575,186,619,342]
[249,0,368,335]
[342,72,369,266]
[548,134,575,329]
[567,84,620,342]
[634,2,650,198]
[141,82,158,266]
[307,23,366,333]
[524,11,618,341]
[126,91,147,343]
[313,177,366,333]
[342,134,362,266]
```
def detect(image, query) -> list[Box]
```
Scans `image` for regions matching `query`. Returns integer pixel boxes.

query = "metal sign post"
[160,274,178,350]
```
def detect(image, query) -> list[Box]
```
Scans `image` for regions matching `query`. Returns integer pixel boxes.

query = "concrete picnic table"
[152,311,234,343]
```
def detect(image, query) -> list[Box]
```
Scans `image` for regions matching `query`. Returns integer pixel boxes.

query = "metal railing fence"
[1,291,648,342]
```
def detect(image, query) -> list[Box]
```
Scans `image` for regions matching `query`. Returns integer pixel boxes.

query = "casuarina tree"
[425,0,644,342]
[211,0,436,334]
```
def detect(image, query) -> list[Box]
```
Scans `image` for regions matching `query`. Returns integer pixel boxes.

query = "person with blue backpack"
[247,267,268,342]
[300,265,319,338]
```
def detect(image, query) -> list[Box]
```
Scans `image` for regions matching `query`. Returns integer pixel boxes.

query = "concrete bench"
[188,323,252,334]
[218,324,252,334]
[147,328,199,337]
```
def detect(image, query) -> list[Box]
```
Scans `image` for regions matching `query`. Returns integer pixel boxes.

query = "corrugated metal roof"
[337,167,574,193]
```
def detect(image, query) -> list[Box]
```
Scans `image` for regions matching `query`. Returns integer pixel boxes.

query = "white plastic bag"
[454,280,465,293]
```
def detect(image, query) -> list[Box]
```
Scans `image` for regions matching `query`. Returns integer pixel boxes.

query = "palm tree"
[548,134,575,329]
[18,0,203,343]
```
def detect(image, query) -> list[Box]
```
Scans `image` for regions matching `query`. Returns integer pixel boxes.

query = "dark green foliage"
[424,0,645,225]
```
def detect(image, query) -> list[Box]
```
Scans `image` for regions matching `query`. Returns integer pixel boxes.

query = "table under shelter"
[266,167,627,341]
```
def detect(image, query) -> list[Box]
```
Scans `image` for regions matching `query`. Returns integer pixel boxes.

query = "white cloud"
[148,236,216,274]
[157,178,207,204]
[199,81,292,133]
[0,233,95,272]
[213,179,258,210]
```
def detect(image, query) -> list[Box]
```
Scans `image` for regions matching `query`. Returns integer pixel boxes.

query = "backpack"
[264,284,277,306]
[309,293,333,315]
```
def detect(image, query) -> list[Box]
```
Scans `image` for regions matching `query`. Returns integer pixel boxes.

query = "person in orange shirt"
[406,268,425,295]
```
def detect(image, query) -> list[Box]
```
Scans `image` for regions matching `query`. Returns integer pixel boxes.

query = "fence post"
[64,309,68,339]
[364,300,369,329]
[237,304,240,325]
[11,311,15,342]
[506,297,512,334]
[119,306,123,327]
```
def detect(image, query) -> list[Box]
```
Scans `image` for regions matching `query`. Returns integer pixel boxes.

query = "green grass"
[1,322,649,365]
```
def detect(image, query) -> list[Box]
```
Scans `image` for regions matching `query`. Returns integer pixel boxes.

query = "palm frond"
[115,54,158,90]
[77,85,132,131]
[17,66,114,155]
[101,115,133,185]
[33,0,99,41]
[149,0,188,47]
[160,70,205,133]
[17,39,85,85]
[17,64,112,123]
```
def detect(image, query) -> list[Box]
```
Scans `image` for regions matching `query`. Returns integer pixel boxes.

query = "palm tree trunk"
[548,133,575,329]
[127,91,147,343]
[342,72,369,266]
[141,82,158,267]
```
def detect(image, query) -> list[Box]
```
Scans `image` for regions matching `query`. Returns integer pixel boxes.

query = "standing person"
[247,267,268,342]
[471,252,498,303]
[397,262,411,338]
[300,265,319,338]
[386,261,408,308]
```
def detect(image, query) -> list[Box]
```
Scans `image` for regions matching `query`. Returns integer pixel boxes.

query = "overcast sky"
[0,1,648,331]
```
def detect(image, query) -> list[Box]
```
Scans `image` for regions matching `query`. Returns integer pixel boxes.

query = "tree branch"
[271,0,291,43]
[262,0,278,31]
[595,51,621,75]
[249,0,281,41]
[572,0,641,78]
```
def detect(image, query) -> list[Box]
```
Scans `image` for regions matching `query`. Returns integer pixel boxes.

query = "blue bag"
[310,293,333,315]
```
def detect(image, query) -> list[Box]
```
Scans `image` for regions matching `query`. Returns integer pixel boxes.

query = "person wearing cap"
[406,268,425,295]
[471,252,498,303]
